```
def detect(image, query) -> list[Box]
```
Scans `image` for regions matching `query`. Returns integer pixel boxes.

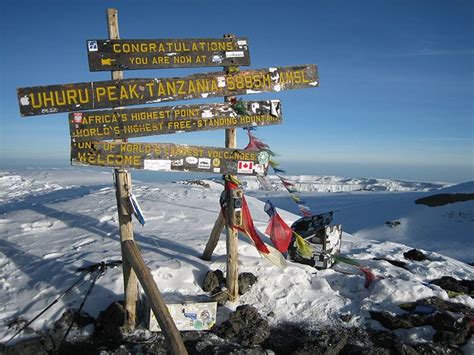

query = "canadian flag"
[237,161,254,174]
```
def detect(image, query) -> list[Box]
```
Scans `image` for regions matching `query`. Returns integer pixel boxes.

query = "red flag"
[359,267,377,288]
[265,212,293,253]
[223,179,269,254]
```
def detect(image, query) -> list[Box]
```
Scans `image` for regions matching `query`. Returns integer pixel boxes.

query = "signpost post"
[106,8,139,332]
[16,6,320,352]
[106,9,186,353]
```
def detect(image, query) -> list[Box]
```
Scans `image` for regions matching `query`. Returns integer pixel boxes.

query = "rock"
[2,336,53,355]
[238,272,258,295]
[412,343,463,354]
[294,328,348,355]
[430,312,457,332]
[460,279,474,294]
[373,257,408,269]
[385,220,401,228]
[73,310,95,328]
[202,270,220,292]
[211,288,228,306]
[369,311,416,330]
[403,249,427,261]
[94,301,127,343]
[400,296,473,314]
[433,331,467,346]
[340,313,353,322]
[213,305,270,346]
[214,269,226,285]
[430,276,470,294]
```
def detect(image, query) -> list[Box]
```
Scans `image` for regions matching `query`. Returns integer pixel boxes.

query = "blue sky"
[0,0,472,182]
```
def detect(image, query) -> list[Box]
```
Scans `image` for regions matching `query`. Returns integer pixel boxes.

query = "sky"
[0,0,472,183]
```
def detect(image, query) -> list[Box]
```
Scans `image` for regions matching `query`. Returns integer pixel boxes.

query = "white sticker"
[185,157,198,165]
[202,109,213,118]
[225,51,244,58]
[270,100,281,116]
[144,159,171,171]
[213,168,221,173]
[237,40,247,46]
[211,55,223,64]
[216,76,226,88]
[20,95,30,106]
[253,164,265,175]
[149,302,217,332]
[250,102,260,113]
[73,112,83,123]
[87,40,98,52]
[237,161,254,174]
[171,159,184,167]
[198,158,211,169]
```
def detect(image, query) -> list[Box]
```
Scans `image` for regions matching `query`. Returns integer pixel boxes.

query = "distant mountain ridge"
[232,175,448,193]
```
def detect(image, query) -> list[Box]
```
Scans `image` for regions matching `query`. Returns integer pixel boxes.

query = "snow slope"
[0,168,472,348]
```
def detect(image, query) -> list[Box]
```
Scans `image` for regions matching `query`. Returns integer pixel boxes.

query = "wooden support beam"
[123,240,188,355]
[223,33,239,302]
[202,213,226,261]
[107,8,139,330]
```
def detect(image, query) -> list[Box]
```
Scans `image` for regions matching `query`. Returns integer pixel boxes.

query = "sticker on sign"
[225,51,245,58]
[237,161,254,174]
[149,302,217,332]
[143,159,171,171]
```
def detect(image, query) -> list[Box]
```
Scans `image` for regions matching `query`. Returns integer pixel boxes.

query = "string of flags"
[235,100,377,287]
[220,175,287,268]
[242,125,312,217]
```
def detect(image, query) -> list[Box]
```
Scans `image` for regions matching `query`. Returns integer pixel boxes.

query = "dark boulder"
[213,305,270,346]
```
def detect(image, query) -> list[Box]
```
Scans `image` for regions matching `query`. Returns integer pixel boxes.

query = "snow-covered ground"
[249,182,474,262]
[0,168,472,349]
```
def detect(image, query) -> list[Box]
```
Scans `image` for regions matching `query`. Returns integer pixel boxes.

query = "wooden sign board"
[18,65,318,116]
[69,100,282,142]
[71,141,271,176]
[87,38,250,71]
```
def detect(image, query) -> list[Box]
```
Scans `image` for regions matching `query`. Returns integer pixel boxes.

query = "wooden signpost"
[87,37,250,71]
[17,65,318,116]
[71,141,271,175]
[69,100,282,142]
[17,6,320,354]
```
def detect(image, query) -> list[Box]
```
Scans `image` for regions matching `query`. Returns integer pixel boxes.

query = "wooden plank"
[123,240,188,354]
[87,38,250,71]
[69,100,282,142]
[18,64,318,116]
[71,141,271,176]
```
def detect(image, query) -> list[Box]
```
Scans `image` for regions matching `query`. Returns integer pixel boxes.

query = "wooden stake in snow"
[107,9,186,353]
[202,34,241,301]
[123,240,188,354]
[106,8,139,330]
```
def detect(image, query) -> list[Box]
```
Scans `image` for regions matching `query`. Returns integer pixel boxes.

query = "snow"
[248,182,474,262]
[0,168,472,345]
[237,174,447,193]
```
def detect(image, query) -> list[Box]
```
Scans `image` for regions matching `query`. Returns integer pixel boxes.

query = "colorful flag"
[264,200,293,253]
